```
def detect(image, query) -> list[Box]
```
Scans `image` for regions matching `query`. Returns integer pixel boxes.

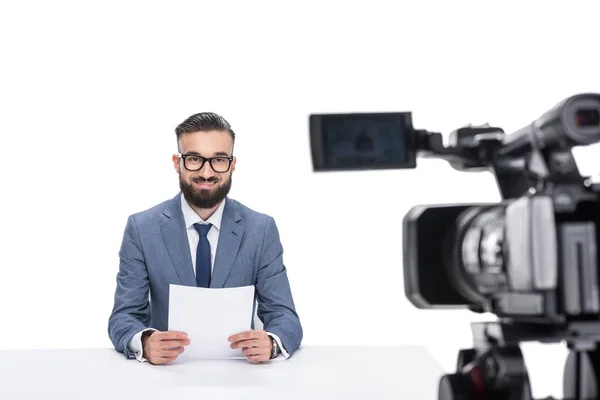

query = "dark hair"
[175,112,235,151]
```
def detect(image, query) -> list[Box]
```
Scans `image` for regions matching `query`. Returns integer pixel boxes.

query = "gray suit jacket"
[107,193,303,359]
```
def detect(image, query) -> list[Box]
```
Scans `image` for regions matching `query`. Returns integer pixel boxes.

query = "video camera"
[309,93,600,400]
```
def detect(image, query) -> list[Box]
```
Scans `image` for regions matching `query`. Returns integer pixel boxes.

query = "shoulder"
[226,197,274,225]
[227,198,283,247]
[227,198,284,248]
[127,194,179,226]
[225,197,282,237]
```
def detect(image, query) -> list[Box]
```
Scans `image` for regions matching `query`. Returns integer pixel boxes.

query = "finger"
[160,338,191,348]
[243,347,269,358]
[150,355,178,365]
[149,342,188,355]
[162,347,185,358]
[154,331,188,341]
[246,351,270,363]
[148,345,185,359]
[228,330,263,343]
[230,339,259,349]
[161,346,185,353]
[247,355,269,363]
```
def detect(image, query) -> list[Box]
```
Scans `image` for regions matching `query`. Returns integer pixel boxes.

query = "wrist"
[141,330,154,348]
[269,336,280,359]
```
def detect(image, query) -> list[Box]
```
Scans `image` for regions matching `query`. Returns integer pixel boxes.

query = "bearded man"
[108,112,303,365]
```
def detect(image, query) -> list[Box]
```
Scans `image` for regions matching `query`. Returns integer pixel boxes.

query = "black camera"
[309,93,600,400]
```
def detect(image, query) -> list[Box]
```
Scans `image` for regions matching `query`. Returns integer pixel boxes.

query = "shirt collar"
[180,193,226,231]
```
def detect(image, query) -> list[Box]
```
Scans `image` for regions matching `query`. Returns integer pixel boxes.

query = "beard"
[179,174,232,209]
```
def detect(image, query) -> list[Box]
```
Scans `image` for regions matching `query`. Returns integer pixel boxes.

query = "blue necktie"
[193,223,212,287]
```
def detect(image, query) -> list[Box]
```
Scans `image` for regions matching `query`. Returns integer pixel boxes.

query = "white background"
[1,0,600,397]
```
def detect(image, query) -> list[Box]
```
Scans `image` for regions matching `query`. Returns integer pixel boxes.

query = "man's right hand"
[141,331,190,365]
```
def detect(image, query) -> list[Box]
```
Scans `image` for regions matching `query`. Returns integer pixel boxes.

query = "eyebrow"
[184,151,231,157]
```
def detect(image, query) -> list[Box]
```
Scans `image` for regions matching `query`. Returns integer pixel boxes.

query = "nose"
[198,160,216,178]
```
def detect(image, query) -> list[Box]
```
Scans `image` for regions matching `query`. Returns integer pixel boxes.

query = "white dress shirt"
[128,194,289,362]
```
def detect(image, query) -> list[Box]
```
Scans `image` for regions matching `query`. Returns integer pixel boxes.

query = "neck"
[190,201,221,221]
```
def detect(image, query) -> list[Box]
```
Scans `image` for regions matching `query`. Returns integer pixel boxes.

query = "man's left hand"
[229,330,272,363]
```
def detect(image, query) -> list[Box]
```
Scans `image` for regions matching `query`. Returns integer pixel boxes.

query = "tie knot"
[194,223,212,237]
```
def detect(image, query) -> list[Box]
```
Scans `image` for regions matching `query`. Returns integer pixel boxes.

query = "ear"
[172,154,180,172]
[230,156,237,173]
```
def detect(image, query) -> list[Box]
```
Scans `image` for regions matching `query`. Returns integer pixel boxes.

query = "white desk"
[0,345,444,399]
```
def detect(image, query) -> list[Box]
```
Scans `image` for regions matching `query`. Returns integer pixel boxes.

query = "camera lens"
[444,206,509,305]
[575,108,600,127]
[564,96,600,145]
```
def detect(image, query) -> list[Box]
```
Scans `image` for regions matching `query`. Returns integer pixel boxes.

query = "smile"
[193,180,217,189]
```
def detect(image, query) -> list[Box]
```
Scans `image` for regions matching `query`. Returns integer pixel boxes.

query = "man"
[108,112,302,365]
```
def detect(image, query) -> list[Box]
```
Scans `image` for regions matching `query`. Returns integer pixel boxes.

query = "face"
[173,130,236,210]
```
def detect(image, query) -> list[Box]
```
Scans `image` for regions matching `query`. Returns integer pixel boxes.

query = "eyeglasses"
[178,153,234,173]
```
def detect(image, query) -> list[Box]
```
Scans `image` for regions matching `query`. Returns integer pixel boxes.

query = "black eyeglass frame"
[177,153,234,173]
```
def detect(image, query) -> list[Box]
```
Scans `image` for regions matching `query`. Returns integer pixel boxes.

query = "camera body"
[309,93,600,326]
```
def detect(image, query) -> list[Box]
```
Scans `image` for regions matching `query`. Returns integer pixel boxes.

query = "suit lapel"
[161,194,196,286]
[210,198,244,288]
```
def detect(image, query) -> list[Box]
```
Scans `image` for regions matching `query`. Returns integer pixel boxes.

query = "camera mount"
[439,320,600,400]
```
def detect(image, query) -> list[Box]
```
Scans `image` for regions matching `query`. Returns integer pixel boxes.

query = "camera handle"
[438,320,600,400]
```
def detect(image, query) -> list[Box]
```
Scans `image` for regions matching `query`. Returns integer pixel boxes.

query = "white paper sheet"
[168,284,255,361]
